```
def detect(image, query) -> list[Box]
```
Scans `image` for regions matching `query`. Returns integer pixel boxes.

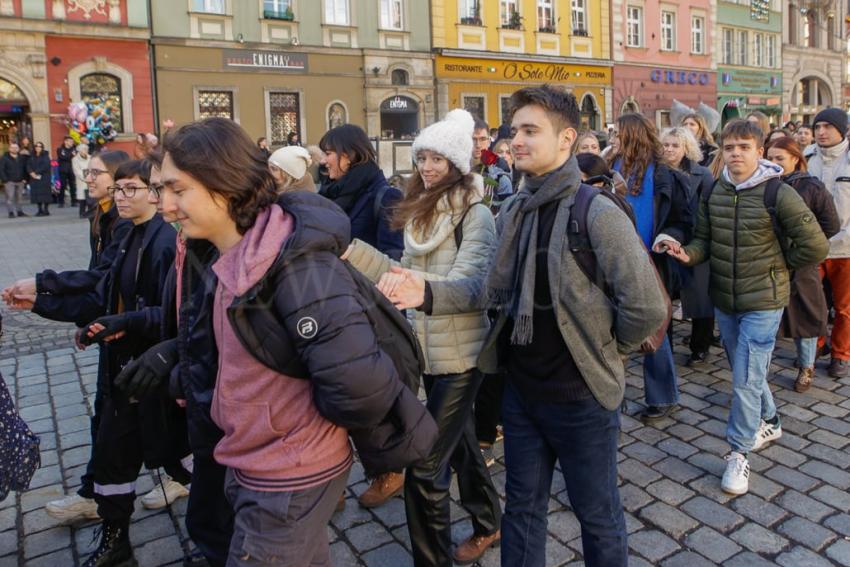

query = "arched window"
[391,69,409,86]
[80,73,123,133]
[580,94,598,130]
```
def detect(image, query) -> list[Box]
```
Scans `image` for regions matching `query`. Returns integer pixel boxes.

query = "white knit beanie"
[269,146,312,180]
[412,109,475,174]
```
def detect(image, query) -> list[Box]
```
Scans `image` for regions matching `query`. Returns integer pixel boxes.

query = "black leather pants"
[404,369,502,567]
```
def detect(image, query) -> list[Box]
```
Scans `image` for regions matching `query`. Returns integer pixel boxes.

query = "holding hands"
[377,267,426,310]
[2,278,36,310]
[652,239,690,264]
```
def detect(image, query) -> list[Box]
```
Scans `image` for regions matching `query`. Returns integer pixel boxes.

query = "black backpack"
[568,183,672,353]
[701,177,787,260]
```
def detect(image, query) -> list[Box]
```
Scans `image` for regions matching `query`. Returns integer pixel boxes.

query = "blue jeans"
[642,334,679,407]
[715,308,783,453]
[795,337,817,369]
[501,382,627,567]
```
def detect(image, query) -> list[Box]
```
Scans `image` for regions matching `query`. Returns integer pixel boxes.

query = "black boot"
[82,520,137,567]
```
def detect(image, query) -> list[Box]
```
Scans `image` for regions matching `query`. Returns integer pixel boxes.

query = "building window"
[571,0,587,35]
[324,0,349,25]
[462,95,486,121]
[754,33,763,66]
[197,90,234,120]
[788,7,796,45]
[391,69,409,85]
[537,0,555,32]
[499,95,512,126]
[460,0,482,25]
[580,94,598,130]
[828,15,835,50]
[766,34,776,67]
[805,11,816,48]
[380,0,403,30]
[691,15,704,54]
[626,5,642,47]
[737,30,748,65]
[80,73,123,133]
[500,0,520,29]
[722,28,733,64]
[193,0,224,13]
[268,92,300,146]
[660,11,676,51]
[263,0,293,19]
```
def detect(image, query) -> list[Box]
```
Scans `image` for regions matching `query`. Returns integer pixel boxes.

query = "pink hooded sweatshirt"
[210,205,352,491]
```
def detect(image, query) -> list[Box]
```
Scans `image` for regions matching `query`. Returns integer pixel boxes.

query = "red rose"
[480,148,499,166]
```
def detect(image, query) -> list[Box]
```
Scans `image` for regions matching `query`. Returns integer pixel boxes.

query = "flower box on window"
[572,27,588,37]
[538,25,557,33]
[264,7,294,20]
[460,16,482,25]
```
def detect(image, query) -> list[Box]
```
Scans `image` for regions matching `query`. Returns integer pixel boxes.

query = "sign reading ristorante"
[222,49,308,73]
[436,55,610,85]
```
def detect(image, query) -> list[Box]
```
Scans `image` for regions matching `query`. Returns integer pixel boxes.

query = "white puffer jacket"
[808,139,850,259]
[346,180,496,375]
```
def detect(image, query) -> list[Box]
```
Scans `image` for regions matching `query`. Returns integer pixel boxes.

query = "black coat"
[780,172,840,338]
[56,146,74,172]
[163,238,223,460]
[26,152,51,204]
[646,162,695,297]
[228,192,434,474]
[35,207,131,297]
[678,159,716,319]
[0,153,27,183]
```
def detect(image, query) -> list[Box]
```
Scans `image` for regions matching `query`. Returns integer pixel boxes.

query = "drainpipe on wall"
[147,0,160,136]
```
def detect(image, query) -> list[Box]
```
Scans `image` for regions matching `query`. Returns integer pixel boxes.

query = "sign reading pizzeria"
[222,49,308,73]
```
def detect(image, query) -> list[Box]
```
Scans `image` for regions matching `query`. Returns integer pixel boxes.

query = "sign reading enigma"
[222,49,308,73]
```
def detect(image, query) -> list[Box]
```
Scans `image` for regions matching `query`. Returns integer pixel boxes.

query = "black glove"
[81,314,131,345]
[114,339,178,400]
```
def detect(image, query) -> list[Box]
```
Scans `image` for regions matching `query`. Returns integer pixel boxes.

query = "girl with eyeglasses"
[27,142,52,216]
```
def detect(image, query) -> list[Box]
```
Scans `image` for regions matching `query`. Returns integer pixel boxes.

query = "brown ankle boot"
[452,530,501,565]
[357,472,404,508]
[795,367,814,393]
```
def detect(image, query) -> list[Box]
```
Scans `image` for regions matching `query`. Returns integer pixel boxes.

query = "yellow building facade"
[431,0,613,130]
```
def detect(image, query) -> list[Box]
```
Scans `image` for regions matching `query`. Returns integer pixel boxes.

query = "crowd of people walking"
[0,84,848,567]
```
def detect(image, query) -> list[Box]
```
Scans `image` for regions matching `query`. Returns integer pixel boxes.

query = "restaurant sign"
[436,56,610,85]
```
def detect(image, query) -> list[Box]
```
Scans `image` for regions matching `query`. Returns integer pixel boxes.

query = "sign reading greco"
[222,50,308,73]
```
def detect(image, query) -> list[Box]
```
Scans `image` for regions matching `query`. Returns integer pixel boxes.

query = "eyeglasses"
[108,185,148,198]
[83,168,108,178]
[148,183,165,199]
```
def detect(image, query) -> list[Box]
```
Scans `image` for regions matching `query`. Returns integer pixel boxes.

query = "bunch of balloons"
[66,98,117,150]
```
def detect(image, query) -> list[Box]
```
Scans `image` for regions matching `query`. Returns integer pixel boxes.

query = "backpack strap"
[701,179,717,205]
[568,184,608,295]
[373,184,389,221]
[454,202,489,249]
[764,177,788,258]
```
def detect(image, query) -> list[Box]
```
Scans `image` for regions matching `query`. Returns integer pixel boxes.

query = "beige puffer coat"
[345,183,496,375]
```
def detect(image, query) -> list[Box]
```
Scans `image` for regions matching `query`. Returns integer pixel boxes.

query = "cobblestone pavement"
[1,206,850,566]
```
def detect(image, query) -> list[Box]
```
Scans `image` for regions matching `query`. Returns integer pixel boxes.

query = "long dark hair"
[608,113,662,195]
[163,117,277,235]
[392,161,477,235]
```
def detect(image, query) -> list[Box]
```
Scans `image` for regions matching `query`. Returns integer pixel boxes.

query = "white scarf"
[403,177,484,257]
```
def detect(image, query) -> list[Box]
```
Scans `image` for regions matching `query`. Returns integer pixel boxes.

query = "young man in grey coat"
[377,85,668,567]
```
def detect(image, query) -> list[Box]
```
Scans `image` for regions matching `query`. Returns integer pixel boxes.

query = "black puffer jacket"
[229,192,436,473]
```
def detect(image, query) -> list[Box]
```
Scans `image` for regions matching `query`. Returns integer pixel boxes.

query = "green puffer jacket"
[684,162,829,314]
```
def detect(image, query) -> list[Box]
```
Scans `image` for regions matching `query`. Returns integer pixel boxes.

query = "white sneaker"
[752,419,782,451]
[45,494,99,522]
[721,452,750,495]
[141,476,190,509]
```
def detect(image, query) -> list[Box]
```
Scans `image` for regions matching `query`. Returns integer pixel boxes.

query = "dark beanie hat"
[813,107,848,136]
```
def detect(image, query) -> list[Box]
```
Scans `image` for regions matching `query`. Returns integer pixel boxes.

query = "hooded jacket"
[683,160,830,314]
[210,205,352,491]
[807,139,850,259]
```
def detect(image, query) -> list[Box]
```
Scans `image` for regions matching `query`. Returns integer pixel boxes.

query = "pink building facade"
[611,0,717,128]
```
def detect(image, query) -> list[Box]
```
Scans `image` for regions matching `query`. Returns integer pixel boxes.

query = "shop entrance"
[580,94,599,130]
[0,78,31,152]
[380,96,419,140]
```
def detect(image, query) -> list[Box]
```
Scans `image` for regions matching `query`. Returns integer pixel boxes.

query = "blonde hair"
[574,130,601,154]
[660,127,703,166]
